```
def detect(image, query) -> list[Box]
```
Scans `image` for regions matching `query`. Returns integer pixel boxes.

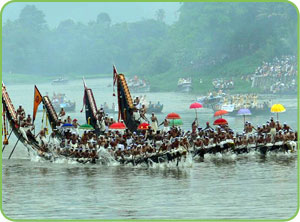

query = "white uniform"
[163,126,170,132]
[151,120,158,133]
[19,126,29,141]
[133,112,141,121]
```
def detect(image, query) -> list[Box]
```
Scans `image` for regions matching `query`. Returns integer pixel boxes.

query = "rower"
[132,107,141,124]
[66,116,72,124]
[192,119,197,133]
[26,114,33,126]
[38,128,48,147]
[275,121,282,131]
[134,97,140,107]
[16,105,25,118]
[139,105,148,122]
[72,119,79,128]
[19,115,29,141]
[159,119,169,132]
[282,122,290,132]
[204,122,213,131]
[248,135,255,145]
[269,118,276,141]
[247,122,256,134]
[110,117,115,125]
[96,107,104,118]
[58,108,66,121]
[265,134,272,144]
[97,116,106,134]
[150,113,158,133]
[194,137,203,149]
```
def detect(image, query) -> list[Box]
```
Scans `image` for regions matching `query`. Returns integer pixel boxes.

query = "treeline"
[2,2,297,90]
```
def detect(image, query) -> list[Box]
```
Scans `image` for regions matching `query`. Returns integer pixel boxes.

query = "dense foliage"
[2,2,297,91]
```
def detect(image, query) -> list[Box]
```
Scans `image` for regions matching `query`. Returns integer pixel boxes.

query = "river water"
[2,78,298,220]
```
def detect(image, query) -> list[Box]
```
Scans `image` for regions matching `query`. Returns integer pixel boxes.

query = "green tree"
[155,9,165,23]
[97,12,111,28]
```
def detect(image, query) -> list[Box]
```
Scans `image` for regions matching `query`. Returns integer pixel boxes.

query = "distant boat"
[52,77,69,85]
[197,95,223,108]
[127,76,150,93]
[147,102,163,113]
[38,93,75,112]
[212,103,270,116]
[177,77,192,92]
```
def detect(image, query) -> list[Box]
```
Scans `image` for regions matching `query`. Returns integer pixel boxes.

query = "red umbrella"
[166,112,181,119]
[189,102,203,109]
[214,110,228,117]
[213,118,228,126]
[138,123,150,130]
[109,122,126,129]
[190,102,203,126]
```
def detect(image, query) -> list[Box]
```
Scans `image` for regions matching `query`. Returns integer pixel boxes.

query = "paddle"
[8,135,21,159]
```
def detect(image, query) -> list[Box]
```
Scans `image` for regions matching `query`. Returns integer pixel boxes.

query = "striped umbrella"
[169,119,183,126]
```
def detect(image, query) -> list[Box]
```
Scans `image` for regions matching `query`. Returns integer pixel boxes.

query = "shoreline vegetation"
[2,49,264,94]
[3,3,297,95]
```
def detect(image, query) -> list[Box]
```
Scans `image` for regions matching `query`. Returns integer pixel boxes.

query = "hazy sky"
[2,2,181,26]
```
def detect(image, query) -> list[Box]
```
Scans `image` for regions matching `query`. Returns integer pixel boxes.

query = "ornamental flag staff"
[80,77,87,113]
[113,65,118,96]
[32,85,43,123]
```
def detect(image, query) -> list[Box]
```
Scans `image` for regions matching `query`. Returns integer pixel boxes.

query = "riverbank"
[146,54,267,94]
[2,72,262,94]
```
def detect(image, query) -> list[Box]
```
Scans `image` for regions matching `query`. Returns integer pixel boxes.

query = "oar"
[2,129,13,152]
[8,135,21,159]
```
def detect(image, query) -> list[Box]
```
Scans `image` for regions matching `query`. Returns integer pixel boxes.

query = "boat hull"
[51,80,69,85]
[193,142,296,158]
[177,84,192,93]
[226,107,270,116]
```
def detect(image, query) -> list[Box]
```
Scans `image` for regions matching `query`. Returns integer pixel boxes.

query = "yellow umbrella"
[271,104,286,120]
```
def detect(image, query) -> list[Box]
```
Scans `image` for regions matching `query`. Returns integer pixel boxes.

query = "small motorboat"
[52,77,69,85]
[177,77,192,93]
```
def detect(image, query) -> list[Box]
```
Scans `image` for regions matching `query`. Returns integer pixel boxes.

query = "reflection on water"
[2,79,298,220]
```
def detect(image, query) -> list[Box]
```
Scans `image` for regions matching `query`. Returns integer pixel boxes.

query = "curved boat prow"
[82,80,99,133]
[42,96,59,130]
[2,82,18,122]
[2,83,43,156]
[116,73,139,132]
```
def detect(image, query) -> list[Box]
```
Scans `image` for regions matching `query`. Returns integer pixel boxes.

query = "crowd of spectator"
[212,78,234,90]
[251,55,297,94]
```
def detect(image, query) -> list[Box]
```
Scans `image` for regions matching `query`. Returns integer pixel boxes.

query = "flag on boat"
[113,65,118,96]
[113,65,118,86]
[81,77,87,113]
[33,85,43,123]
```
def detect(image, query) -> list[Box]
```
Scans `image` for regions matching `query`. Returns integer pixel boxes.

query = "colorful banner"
[33,85,43,123]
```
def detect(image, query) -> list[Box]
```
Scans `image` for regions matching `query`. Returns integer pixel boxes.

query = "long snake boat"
[2,70,297,166]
